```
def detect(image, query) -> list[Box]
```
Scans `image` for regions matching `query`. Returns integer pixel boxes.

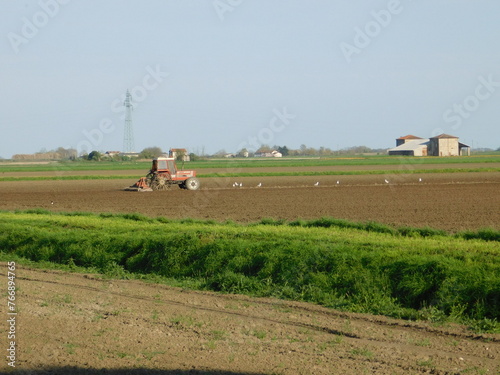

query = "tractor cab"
[151,157,177,175]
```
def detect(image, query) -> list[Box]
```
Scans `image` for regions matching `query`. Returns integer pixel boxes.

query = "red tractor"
[125,156,200,191]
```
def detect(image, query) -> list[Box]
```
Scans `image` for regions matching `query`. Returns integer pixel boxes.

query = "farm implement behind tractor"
[125,156,200,192]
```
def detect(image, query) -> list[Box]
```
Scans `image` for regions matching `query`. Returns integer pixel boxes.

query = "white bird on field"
[314,181,319,186]
[239,182,243,187]
[51,201,54,205]
[337,180,340,185]
[384,179,389,184]
[419,178,422,182]
[257,183,262,187]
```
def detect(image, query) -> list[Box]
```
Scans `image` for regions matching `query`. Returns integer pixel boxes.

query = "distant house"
[428,134,470,156]
[105,151,121,157]
[395,135,424,147]
[169,148,190,161]
[388,136,429,156]
[120,152,140,158]
[388,134,470,157]
[255,150,283,158]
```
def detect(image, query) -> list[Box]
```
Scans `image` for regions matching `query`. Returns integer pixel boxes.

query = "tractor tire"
[151,173,172,191]
[184,177,200,191]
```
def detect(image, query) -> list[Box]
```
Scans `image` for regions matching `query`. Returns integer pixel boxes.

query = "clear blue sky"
[1,0,499,158]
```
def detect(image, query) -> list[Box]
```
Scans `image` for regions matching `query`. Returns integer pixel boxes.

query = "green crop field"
[1,167,499,182]
[199,167,500,178]
[1,210,498,333]
[190,154,500,169]
[1,154,500,182]
[1,154,500,173]
[0,160,151,173]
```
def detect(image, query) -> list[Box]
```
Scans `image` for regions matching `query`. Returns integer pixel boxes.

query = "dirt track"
[4,266,499,374]
[0,172,499,231]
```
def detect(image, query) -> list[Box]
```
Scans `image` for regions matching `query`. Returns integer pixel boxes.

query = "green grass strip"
[0,175,140,182]
[1,154,499,173]
[0,210,498,332]
[201,167,500,178]
[1,167,498,182]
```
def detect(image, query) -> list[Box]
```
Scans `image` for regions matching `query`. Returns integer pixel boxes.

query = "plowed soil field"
[0,171,499,231]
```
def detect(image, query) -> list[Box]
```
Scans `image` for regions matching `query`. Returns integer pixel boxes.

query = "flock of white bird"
[233,182,264,187]
[314,178,423,186]
[232,177,423,188]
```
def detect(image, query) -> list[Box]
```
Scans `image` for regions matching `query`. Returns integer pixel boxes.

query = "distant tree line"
[222,144,388,158]
[13,147,77,161]
[9,143,498,162]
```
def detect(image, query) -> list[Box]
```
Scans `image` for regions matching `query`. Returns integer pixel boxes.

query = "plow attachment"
[124,177,153,192]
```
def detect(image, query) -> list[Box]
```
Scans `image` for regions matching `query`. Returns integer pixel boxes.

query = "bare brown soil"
[0,172,499,231]
[1,169,499,373]
[4,266,499,374]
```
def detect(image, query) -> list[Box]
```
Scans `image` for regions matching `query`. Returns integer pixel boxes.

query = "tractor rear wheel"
[184,177,200,191]
[151,173,172,191]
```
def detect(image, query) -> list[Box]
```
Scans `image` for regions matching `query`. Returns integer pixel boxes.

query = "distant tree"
[189,152,201,161]
[55,147,77,160]
[237,148,249,157]
[87,150,102,161]
[213,149,227,157]
[256,145,272,154]
[337,145,372,155]
[299,144,307,155]
[306,147,318,156]
[139,147,163,159]
[277,146,289,156]
[318,146,334,156]
[175,150,187,162]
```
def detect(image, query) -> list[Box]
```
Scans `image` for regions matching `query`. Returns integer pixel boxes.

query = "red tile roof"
[430,133,458,139]
[397,135,424,140]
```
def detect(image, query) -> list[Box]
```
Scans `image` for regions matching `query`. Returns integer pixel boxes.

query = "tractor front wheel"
[184,177,200,191]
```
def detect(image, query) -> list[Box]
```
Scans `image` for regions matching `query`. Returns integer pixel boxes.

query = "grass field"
[1,155,500,181]
[1,210,498,332]
[1,167,500,182]
[1,154,500,173]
